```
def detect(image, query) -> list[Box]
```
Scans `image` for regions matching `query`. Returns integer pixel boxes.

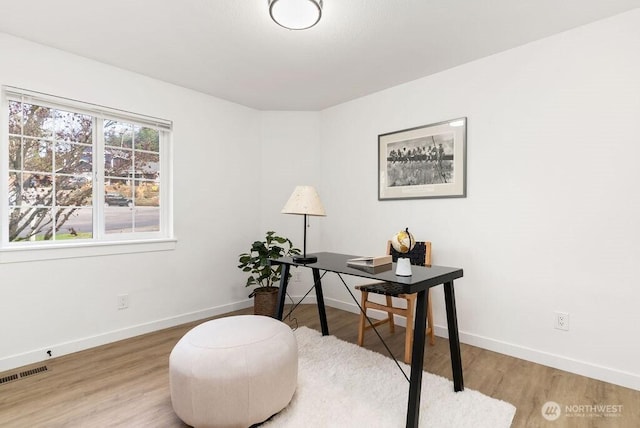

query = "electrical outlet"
[293,271,302,283]
[554,311,569,331]
[117,294,129,310]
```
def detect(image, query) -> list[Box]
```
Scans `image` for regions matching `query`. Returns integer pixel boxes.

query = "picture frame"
[378,117,467,200]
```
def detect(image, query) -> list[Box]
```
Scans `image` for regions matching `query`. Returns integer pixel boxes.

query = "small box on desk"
[346,255,392,268]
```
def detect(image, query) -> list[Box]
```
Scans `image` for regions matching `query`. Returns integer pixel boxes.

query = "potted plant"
[238,231,300,316]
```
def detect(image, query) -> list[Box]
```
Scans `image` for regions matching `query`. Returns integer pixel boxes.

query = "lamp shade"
[269,0,323,30]
[281,186,326,216]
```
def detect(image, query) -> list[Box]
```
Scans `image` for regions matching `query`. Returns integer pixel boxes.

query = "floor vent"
[20,365,48,378]
[0,373,19,384]
[0,365,48,385]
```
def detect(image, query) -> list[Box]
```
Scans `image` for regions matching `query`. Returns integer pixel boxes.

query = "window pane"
[104,121,132,148]
[134,181,159,233]
[56,142,92,174]
[56,208,92,240]
[133,125,159,152]
[105,205,133,234]
[22,103,54,139]
[134,180,159,207]
[8,172,18,206]
[135,207,160,232]
[56,176,93,207]
[134,152,159,180]
[105,148,132,178]
[8,137,21,170]
[104,179,132,203]
[55,110,92,144]
[8,101,22,134]
[9,207,54,242]
[21,174,53,206]
[23,139,53,173]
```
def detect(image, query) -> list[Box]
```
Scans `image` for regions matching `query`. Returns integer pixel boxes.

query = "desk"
[269,252,464,428]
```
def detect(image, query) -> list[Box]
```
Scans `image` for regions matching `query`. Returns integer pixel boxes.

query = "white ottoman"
[169,315,298,428]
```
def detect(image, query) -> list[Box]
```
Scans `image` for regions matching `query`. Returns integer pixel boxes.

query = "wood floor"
[1,305,638,427]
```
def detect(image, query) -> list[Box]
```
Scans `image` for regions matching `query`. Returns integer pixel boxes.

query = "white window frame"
[0,86,175,263]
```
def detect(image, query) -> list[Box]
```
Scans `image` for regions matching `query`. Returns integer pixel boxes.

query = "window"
[1,87,173,257]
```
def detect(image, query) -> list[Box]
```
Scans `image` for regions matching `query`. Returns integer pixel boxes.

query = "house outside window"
[1,87,173,258]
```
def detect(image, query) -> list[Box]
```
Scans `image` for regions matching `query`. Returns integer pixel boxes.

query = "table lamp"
[281,185,326,263]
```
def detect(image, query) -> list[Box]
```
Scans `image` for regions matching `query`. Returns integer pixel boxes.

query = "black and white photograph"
[378,118,467,200]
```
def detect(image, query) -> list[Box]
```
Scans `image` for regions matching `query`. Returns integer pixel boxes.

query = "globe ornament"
[391,228,415,254]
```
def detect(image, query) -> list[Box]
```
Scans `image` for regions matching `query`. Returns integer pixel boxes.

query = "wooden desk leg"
[444,280,464,392]
[275,264,290,320]
[312,268,329,336]
[406,289,428,428]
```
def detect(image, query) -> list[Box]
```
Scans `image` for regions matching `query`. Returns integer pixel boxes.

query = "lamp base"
[293,255,317,264]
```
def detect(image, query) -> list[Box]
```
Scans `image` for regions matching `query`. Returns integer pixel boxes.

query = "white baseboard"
[313,296,640,392]
[5,295,638,392]
[451,328,640,392]
[0,300,253,373]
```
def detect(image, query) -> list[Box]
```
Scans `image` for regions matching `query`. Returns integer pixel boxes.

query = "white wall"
[258,111,323,296]
[317,9,640,390]
[2,8,639,392]
[0,34,260,370]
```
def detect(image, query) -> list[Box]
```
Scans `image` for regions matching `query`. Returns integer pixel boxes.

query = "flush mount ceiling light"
[269,0,323,30]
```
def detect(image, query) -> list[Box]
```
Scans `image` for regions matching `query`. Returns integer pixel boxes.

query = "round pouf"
[169,315,298,428]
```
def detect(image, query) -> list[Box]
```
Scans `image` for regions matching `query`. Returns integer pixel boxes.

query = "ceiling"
[0,1,638,111]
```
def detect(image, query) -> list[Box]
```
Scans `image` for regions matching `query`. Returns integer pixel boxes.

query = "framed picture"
[378,117,467,200]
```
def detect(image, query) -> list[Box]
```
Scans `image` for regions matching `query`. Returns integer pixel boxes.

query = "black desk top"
[270,252,463,294]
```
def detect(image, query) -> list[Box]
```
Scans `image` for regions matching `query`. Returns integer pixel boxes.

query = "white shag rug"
[262,327,516,427]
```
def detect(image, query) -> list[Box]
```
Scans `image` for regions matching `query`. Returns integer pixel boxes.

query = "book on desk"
[347,263,393,275]
[346,255,392,268]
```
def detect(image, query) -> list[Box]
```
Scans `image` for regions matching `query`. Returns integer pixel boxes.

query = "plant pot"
[252,286,279,317]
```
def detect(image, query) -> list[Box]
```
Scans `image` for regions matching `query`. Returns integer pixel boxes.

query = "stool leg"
[386,295,395,333]
[404,295,415,364]
[427,290,435,345]
[358,291,368,347]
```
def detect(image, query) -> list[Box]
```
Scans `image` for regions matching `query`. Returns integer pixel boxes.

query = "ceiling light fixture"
[269,0,323,30]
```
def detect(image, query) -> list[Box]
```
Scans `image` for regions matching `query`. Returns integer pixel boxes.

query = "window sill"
[0,238,177,264]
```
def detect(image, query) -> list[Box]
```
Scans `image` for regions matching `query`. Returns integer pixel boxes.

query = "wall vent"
[0,365,48,385]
